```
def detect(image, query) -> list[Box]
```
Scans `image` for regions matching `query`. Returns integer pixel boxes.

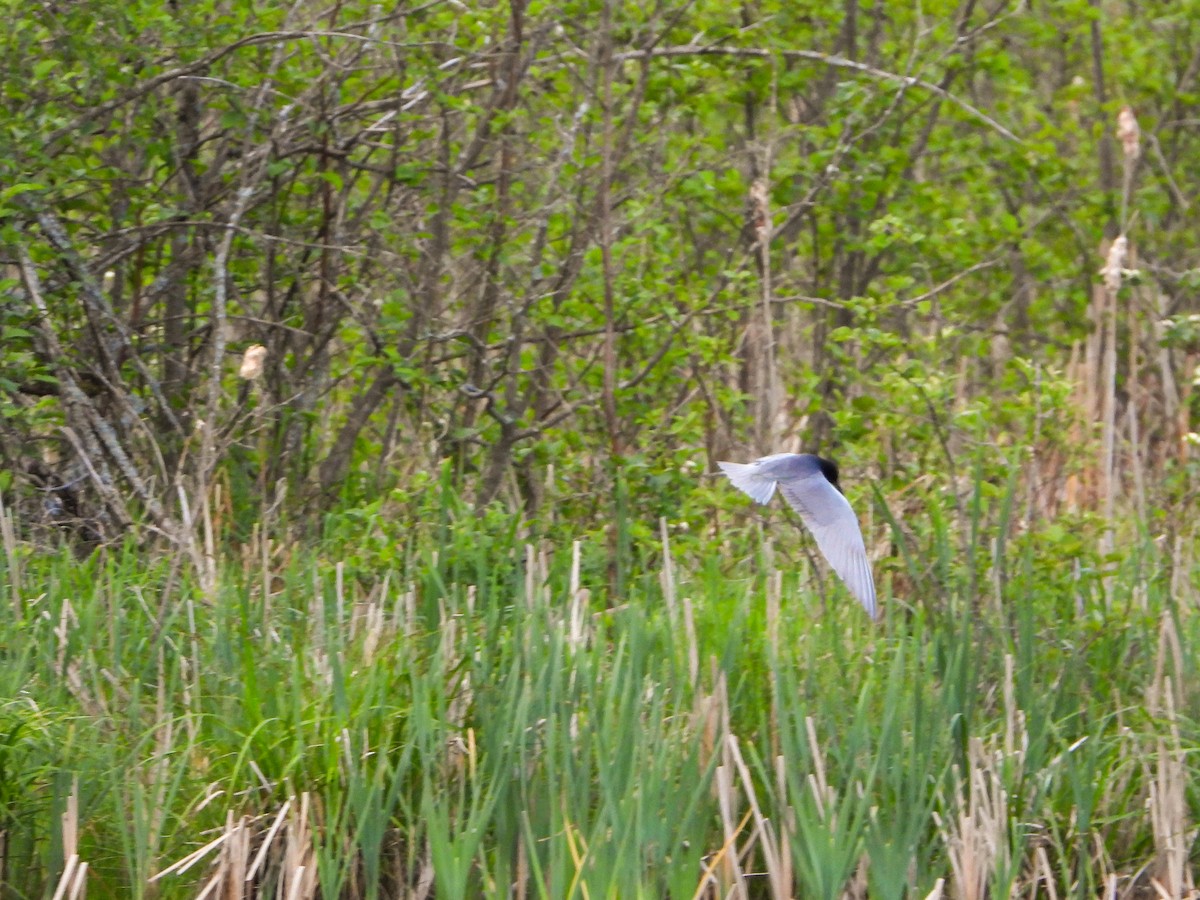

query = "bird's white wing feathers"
[716,461,778,505]
[778,479,877,620]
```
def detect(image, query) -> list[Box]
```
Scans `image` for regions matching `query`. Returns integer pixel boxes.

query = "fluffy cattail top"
[1116,106,1140,161]
[239,344,267,380]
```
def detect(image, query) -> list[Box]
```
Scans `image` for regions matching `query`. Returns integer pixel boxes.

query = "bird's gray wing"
[778,477,877,619]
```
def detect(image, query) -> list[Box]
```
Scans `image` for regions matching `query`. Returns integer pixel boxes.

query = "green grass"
[0,480,1197,898]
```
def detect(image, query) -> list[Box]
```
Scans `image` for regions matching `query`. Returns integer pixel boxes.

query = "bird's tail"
[717,461,777,505]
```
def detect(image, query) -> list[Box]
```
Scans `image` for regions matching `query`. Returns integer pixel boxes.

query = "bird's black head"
[816,456,841,491]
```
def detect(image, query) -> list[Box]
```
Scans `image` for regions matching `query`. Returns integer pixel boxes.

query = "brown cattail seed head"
[749,178,770,242]
[239,344,267,380]
[1116,106,1140,160]
[1101,235,1128,292]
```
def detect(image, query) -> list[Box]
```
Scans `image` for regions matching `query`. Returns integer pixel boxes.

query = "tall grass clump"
[0,463,1196,897]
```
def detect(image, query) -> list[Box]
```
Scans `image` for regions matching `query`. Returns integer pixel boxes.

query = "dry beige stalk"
[50,779,85,900]
[0,492,20,613]
[806,716,834,822]
[1116,107,1140,160]
[693,808,754,900]
[749,178,771,244]
[936,740,1010,900]
[1146,618,1197,899]
[696,666,730,775]
[659,518,678,626]
[568,539,591,651]
[843,855,869,900]
[217,812,250,896]
[413,838,435,900]
[1034,844,1058,900]
[245,798,291,885]
[282,793,317,899]
[726,735,788,898]
[774,755,794,892]
[714,760,749,899]
[682,596,700,687]
[1148,732,1193,899]
[50,855,87,900]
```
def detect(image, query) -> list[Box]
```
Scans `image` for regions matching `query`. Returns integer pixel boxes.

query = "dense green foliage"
[1,0,1199,895]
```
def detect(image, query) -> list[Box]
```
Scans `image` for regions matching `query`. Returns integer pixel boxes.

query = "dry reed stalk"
[568,539,591,651]
[1170,534,1193,610]
[1002,654,1027,770]
[151,830,233,882]
[521,542,554,665]
[766,571,781,661]
[1088,832,1117,896]
[50,855,87,900]
[282,793,317,899]
[245,798,291,885]
[1034,844,1058,900]
[840,855,869,900]
[805,716,833,822]
[1146,615,1197,899]
[1147,732,1193,900]
[726,735,788,898]
[1099,243,1122,566]
[715,760,749,899]
[219,812,250,897]
[766,569,783,760]
[1117,107,1140,230]
[747,171,780,450]
[659,518,678,626]
[773,755,795,889]
[335,560,346,630]
[692,808,754,900]
[1063,343,1090,512]
[1152,293,1181,441]
[195,869,221,900]
[0,492,20,615]
[936,739,1009,900]
[68,865,87,900]
[400,582,417,637]
[50,779,86,900]
[413,837,435,900]
[53,598,75,680]
[515,829,529,900]
[358,590,387,665]
[1149,618,1184,711]
[1123,265,1153,520]
[682,596,700,688]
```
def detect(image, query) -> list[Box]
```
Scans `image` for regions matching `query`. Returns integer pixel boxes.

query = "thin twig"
[609,45,1021,142]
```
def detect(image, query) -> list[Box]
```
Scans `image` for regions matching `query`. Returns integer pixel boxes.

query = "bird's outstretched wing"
[777,479,877,620]
[716,460,778,505]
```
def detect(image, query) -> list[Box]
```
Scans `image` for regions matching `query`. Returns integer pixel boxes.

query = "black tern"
[718,453,878,620]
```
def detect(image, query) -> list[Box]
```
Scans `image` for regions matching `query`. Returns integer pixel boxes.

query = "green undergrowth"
[0,478,1197,897]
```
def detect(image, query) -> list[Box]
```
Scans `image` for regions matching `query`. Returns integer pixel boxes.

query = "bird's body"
[718,453,878,620]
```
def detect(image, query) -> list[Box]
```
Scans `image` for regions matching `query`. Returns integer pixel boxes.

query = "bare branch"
[609,44,1022,142]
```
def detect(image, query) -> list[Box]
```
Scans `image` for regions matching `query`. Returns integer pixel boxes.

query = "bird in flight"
[718,453,878,620]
